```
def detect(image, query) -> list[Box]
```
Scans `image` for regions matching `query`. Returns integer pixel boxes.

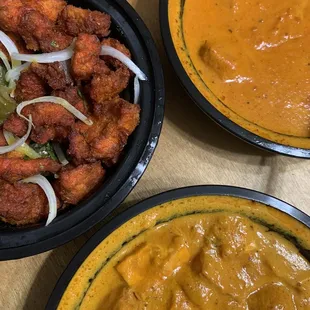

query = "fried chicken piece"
[0,0,24,33]
[90,67,130,103]
[30,125,70,144]
[18,9,72,52]
[68,98,140,165]
[54,162,105,204]
[3,112,27,138]
[31,62,72,90]
[57,5,111,37]
[23,0,66,22]
[72,34,101,81]
[24,102,75,128]
[52,86,87,114]
[15,69,47,103]
[4,102,75,143]
[0,158,61,182]
[0,179,49,225]
[89,38,131,103]
[102,38,131,69]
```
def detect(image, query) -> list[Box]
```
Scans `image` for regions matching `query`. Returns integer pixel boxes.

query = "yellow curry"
[58,196,310,309]
[169,0,310,148]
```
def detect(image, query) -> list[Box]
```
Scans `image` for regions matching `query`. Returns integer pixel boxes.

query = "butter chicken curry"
[58,196,310,309]
[169,0,310,148]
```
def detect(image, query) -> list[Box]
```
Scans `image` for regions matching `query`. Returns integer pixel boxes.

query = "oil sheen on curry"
[169,0,310,148]
[58,196,310,309]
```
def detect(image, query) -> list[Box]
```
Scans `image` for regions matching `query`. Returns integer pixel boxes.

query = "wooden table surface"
[1,0,310,309]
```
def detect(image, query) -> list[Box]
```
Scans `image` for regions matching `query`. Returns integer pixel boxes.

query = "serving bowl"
[160,0,310,158]
[0,0,164,260]
[46,185,310,309]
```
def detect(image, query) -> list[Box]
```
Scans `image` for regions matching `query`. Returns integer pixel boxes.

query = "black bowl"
[0,0,164,260]
[46,185,310,309]
[160,0,310,158]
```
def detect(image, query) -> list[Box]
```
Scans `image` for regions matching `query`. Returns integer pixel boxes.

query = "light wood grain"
[1,1,310,309]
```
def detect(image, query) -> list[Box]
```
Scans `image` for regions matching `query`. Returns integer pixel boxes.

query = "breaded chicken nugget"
[54,162,105,204]
[22,0,66,22]
[31,62,72,90]
[68,98,140,165]
[18,10,72,52]
[15,69,47,103]
[0,158,61,182]
[72,33,101,81]
[0,180,49,225]
[0,0,24,32]
[57,5,111,37]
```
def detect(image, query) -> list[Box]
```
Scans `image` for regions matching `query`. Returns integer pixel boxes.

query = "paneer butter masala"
[169,0,310,148]
[58,196,310,310]
[0,0,146,225]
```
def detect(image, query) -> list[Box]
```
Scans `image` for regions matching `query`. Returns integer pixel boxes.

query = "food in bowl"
[169,0,310,148]
[0,0,146,226]
[57,195,310,309]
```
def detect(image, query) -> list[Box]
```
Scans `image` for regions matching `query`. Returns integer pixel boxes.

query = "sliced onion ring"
[17,96,93,126]
[101,46,147,81]
[0,115,32,154]
[3,129,40,159]
[134,75,140,104]
[0,51,11,71]
[5,62,31,83]
[0,30,21,68]
[21,174,57,226]
[53,142,69,166]
[11,45,74,63]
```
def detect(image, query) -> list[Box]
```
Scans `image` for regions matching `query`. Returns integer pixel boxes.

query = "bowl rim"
[159,0,310,158]
[46,185,310,310]
[0,0,165,260]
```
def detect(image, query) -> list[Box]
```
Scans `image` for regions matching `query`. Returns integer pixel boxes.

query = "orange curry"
[58,196,310,309]
[169,0,310,148]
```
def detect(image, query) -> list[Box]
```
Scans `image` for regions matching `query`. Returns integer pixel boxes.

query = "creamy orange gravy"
[58,196,310,309]
[169,0,310,148]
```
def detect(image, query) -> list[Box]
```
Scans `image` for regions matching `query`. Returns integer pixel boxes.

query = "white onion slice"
[0,51,11,71]
[53,142,69,166]
[21,174,57,226]
[5,62,30,83]
[11,46,74,63]
[3,129,40,159]
[134,75,140,104]
[101,46,147,81]
[17,96,93,126]
[0,115,32,154]
[0,30,21,68]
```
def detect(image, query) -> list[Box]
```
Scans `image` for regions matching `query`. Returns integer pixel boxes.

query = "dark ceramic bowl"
[0,0,164,260]
[46,185,310,309]
[160,0,310,158]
